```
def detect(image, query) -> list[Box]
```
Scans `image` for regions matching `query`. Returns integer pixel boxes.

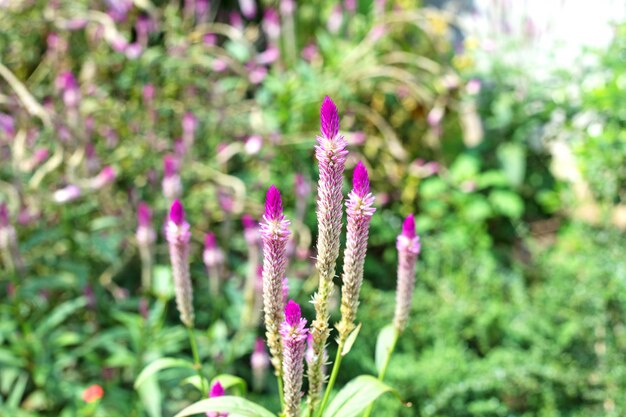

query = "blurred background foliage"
[0,0,625,416]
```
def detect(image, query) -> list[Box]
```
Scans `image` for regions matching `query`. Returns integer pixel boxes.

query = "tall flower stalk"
[363,214,420,417]
[308,96,348,411]
[136,202,156,292]
[317,162,376,415]
[260,185,291,404]
[280,300,308,417]
[165,199,207,393]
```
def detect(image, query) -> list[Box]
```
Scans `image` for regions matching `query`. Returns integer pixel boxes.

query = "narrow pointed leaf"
[134,358,195,389]
[174,396,275,417]
[375,325,396,374]
[341,323,362,356]
[323,375,396,417]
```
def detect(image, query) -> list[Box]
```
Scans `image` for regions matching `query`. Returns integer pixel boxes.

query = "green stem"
[362,329,400,417]
[187,326,208,394]
[315,339,345,417]
[277,375,285,410]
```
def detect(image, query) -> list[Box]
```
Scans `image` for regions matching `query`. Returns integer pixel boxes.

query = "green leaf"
[489,190,524,219]
[34,297,87,337]
[134,358,195,389]
[210,374,247,394]
[497,143,526,187]
[323,375,397,417]
[375,325,397,375]
[174,396,275,417]
[341,323,361,356]
[138,372,162,417]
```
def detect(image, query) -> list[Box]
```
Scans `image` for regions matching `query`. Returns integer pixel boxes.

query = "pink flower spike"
[264,185,283,222]
[0,203,8,228]
[163,155,178,178]
[320,96,339,139]
[352,161,370,198]
[137,202,152,227]
[169,200,185,226]
[204,232,217,249]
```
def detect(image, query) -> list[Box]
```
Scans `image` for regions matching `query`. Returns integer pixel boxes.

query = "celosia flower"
[53,185,81,203]
[251,337,270,391]
[136,202,156,247]
[262,8,281,41]
[260,186,291,377]
[90,166,116,189]
[336,161,375,340]
[308,96,348,405]
[56,71,80,108]
[81,384,104,403]
[280,300,308,417]
[207,382,228,417]
[165,200,194,327]
[280,0,295,15]
[238,0,256,19]
[393,214,421,331]
[242,214,259,246]
[257,46,280,65]
[182,112,197,147]
[327,6,343,34]
[203,232,224,269]
[162,155,182,200]
[0,113,15,139]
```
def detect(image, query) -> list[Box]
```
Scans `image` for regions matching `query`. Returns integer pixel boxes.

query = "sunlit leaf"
[174,396,275,417]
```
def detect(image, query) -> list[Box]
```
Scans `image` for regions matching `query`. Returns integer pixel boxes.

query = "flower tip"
[204,232,216,249]
[209,381,225,398]
[352,161,370,197]
[264,185,283,221]
[320,96,339,139]
[137,202,151,226]
[169,199,185,225]
[254,337,266,353]
[402,214,416,239]
[284,299,301,326]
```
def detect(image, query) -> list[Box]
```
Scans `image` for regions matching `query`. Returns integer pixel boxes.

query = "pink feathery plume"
[393,214,421,331]
[336,161,376,339]
[165,200,194,327]
[260,185,291,378]
[280,300,308,417]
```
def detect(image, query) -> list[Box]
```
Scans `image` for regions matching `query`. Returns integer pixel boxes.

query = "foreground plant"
[139,97,416,417]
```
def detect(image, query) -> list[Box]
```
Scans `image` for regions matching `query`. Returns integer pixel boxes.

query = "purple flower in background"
[165,200,194,327]
[327,5,343,34]
[162,155,182,200]
[280,0,295,15]
[345,0,356,13]
[142,84,156,103]
[229,11,243,30]
[247,63,267,84]
[125,43,143,59]
[53,185,81,204]
[251,337,270,391]
[294,174,311,200]
[90,166,116,189]
[257,46,280,65]
[106,0,133,21]
[0,113,15,140]
[242,214,259,246]
[212,59,228,72]
[466,78,481,95]
[280,300,308,417]
[136,202,156,247]
[203,33,217,46]
[182,112,197,147]
[238,0,256,19]
[207,381,228,417]
[262,8,281,41]
[393,214,421,332]
[0,203,8,228]
[336,161,376,339]
[203,232,224,269]
[301,42,319,62]
[56,71,81,108]
[196,0,210,22]
[260,185,291,378]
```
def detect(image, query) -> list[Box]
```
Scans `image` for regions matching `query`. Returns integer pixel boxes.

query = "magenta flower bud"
[203,33,217,46]
[260,185,291,377]
[196,0,210,22]
[207,381,228,417]
[393,214,421,332]
[280,300,308,417]
[257,46,280,65]
[301,43,319,62]
[294,174,311,200]
[165,200,194,327]
[137,202,152,228]
[320,96,340,140]
[229,11,243,29]
[33,148,49,166]
[125,43,143,59]
[203,232,224,269]
[337,161,375,339]
[53,185,81,203]
[247,64,267,84]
